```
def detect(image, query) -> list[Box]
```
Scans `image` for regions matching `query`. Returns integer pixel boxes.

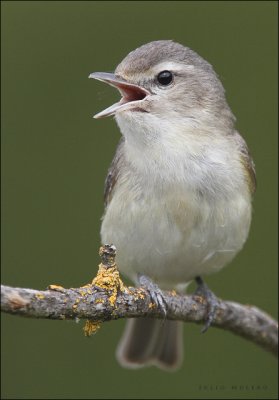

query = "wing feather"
[104,137,125,208]
[234,131,256,194]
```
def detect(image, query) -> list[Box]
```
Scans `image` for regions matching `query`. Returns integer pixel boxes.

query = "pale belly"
[101,189,252,289]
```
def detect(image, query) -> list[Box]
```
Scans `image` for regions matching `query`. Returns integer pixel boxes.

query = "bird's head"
[89,40,235,143]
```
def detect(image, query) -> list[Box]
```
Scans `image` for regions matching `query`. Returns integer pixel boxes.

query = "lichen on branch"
[1,244,278,358]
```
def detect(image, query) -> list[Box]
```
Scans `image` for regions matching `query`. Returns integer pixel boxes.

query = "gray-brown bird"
[89,40,256,370]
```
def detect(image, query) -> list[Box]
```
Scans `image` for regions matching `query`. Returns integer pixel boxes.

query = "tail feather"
[116,318,183,371]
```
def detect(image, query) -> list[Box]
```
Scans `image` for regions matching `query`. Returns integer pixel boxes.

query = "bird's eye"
[157,70,173,86]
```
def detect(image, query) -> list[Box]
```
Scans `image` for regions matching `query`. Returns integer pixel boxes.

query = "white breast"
[102,187,251,288]
[101,117,252,288]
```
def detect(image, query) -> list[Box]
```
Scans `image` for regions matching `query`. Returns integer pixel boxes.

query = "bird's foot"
[138,274,167,317]
[194,276,219,333]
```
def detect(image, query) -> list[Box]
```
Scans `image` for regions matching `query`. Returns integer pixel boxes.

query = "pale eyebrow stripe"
[135,63,194,80]
[153,62,195,73]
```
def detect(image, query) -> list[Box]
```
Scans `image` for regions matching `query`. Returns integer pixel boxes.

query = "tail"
[116,318,183,371]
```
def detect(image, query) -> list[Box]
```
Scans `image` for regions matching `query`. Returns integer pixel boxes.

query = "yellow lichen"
[48,284,65,292]
[132,288,146,301]
[83,320,101,336]
[35,294,45,300]
[81,283,92,289]
[109,293,116,306]
[95,298,105,304]
[91,263,127,307]
[81,258,129,336]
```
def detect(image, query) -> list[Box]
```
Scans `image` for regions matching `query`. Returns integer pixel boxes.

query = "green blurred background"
[1,1,278,399]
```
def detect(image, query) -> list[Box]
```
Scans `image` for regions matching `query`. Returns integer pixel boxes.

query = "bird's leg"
[194,276,219,333]
[138,274,168,317]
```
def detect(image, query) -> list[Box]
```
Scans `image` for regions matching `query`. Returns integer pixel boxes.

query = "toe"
[194,276,219,332]
[138,275,168,316]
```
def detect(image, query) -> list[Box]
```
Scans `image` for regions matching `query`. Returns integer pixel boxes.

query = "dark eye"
[157,70,173,86]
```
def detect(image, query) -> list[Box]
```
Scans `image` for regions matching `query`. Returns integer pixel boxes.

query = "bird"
[89,40,256,371]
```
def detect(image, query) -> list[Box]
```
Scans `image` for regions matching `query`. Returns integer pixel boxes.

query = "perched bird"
[89,40,256,371]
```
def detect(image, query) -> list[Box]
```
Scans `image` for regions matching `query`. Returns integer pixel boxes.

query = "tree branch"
[1,245,278,357]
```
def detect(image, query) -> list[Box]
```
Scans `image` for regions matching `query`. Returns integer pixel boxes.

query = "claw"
[138,275,168,317]
[194,276,219,333]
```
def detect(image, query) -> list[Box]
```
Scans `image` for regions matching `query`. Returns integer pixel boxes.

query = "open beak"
[89,72,150,118]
